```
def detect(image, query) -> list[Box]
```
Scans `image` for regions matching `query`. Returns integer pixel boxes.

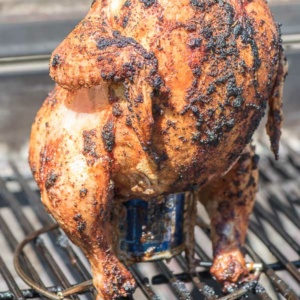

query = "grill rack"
[0,135,299,300]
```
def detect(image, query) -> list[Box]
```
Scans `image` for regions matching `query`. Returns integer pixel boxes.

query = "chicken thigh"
[29,0,287,299]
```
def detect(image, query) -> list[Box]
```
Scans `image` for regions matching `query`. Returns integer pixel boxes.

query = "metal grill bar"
[253,202,300,254]
[268,194,300,229]
[0,179,80,300]
[0,214,47,292]
[246,249,299,300]
[156,261,192,300]
[175,255,218,300]
[250,194,300,284]
[250,219,300,284]
[0,255,25,300]
[127,265,158,300]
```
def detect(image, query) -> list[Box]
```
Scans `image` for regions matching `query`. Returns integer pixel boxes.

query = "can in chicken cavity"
[116,193,195,262]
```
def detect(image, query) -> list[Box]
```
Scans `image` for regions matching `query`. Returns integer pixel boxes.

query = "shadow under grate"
[0,136,299,300]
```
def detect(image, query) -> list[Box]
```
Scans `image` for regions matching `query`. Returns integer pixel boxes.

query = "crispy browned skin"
[29,0,286,299]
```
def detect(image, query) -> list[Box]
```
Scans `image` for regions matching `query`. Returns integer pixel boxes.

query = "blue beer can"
[116,193,191,262]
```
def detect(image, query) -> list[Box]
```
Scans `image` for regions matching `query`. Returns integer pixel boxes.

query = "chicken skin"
[29,0,287,298]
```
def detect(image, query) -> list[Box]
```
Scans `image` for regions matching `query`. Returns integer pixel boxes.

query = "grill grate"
[0,134,299,300]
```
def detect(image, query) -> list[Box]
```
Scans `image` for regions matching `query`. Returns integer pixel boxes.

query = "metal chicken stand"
[14,193,263,300]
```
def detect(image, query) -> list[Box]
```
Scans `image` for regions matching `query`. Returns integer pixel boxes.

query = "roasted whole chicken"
[29,0,287,298]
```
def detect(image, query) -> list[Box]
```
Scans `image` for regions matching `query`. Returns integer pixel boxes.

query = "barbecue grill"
[0,136,300,300]
[0,1,300,299]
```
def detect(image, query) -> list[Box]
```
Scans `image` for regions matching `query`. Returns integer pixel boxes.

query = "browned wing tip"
[266,107,282,161]
[266,43,288,160]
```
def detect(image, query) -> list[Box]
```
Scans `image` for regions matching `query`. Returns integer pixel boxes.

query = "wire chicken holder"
[3,154,299,300]
[14,207,264,300]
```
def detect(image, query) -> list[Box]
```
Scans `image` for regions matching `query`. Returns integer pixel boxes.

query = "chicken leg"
[199,144,259,289]
[29,86,135,299]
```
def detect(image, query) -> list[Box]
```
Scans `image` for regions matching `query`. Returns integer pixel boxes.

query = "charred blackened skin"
[77,221,87,233]
[83,129,99,158]
[192,67,201,78]
[52,54,61,67]
[234,19,261,71]
[152,151,168,168]
[73,214,87,233]
[139,0,155,8]
[199,116,236,147]
[226,75,245,108]
[73,213,82,221]
[102,120,115,152]
[97,35,132,50]
[183,1,256,149]
[112,103,123,116]
[97,31,164,94]
[80,188,88,198]
[122,16,129,28]
[97,31,155,61]
[185,24,197,32]
[251,154,259,169]
[190,0,205,10]
[246,175,255,188]
[123,0,131,7]
[126,116,132,126]
[45,171,58,189]
[134,94,144,106]
[187,38,202,49]
[123,282,136,293]
[207,83,216,95]
[268,108,282,157]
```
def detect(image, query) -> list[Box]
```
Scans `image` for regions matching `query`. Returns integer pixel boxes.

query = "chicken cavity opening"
[64,83,126,113]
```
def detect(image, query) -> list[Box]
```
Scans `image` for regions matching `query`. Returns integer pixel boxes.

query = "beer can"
[116,193,193,262]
